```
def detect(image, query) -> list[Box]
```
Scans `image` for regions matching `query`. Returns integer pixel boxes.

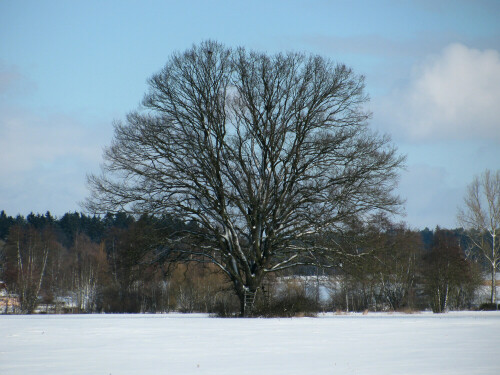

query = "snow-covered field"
[1,312,500,375]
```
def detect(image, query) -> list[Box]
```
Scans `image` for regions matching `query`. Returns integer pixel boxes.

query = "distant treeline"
[0,210,190,246]
[0,210,491,315]
[0,209,471,253]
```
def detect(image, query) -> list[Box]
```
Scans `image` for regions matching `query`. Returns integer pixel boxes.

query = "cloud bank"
[0,65,112,216]
[375,43,500,142]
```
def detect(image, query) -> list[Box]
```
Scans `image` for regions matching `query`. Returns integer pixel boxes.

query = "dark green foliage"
[0,210,139,246]
[0,211,15,240]
[420,227,433,250]
[26,211,55,229]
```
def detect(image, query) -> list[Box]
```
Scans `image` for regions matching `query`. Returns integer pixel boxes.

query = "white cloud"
[0,107,111,216]
[0,63,113,216]
[0,109,104,179]
[375,43,500,142]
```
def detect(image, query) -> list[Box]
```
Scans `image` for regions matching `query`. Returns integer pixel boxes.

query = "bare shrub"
[253,278,320,317]
[167,263,236,313]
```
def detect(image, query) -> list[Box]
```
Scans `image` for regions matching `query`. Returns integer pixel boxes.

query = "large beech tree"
[86,41,405,315]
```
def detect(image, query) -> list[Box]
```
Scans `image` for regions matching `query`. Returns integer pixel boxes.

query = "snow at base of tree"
[1,312,499,375]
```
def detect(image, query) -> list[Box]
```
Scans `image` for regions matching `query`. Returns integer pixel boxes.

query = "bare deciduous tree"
[372,223,422,311]
[458,169,500,305]
[69,234,108,312]
[85,41,405,315]
[5,226,59,313]
[422,229,479,313]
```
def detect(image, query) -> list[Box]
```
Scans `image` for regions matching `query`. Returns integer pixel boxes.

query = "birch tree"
[85,41,405,315]
[5,226,58,313]
[458,170,500,305]
[69,234,108,312]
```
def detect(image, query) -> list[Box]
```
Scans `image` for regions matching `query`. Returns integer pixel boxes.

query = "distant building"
[0,281,20,313]
[0,281,7,297]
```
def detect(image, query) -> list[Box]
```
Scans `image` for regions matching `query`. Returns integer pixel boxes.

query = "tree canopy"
[85,41,405,315]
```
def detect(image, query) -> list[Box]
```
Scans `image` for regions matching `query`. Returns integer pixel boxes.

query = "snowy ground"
[1,312,500,375]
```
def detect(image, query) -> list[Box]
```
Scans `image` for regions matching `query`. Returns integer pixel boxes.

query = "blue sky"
[1,0,499,229]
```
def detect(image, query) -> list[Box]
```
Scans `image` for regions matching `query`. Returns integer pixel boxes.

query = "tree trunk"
[239,294,245,317]
[491,260,497,306]
[493,233,497,306]
[443,283,449,312]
